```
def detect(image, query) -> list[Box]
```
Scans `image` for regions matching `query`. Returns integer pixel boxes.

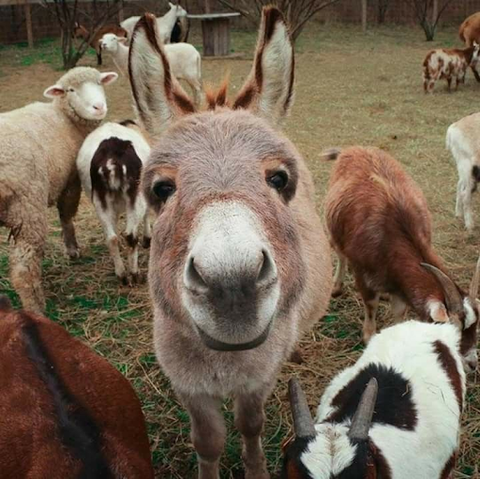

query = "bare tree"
[41,0,122,69]
[216,0,343,42]
[408,0,455,41]
[377,0,391,24]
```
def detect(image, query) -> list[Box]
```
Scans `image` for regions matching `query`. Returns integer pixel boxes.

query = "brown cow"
[0,297,154,479]
[128,7,333,479]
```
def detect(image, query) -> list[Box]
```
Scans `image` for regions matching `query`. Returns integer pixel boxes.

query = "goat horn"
[469,256,480,300]
[348,377,378,441]
[288,378,316,438]
[421,263,463,314]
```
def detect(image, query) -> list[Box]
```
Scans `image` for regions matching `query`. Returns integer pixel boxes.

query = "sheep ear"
[43,85,65,98]
[128,13,195,137]
[118,37,128,44]
[233,6,294,125]
[100,72,118,85]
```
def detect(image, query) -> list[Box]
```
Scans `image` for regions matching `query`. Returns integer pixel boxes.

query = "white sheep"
[100,33,202,105]
[76,120,151,284]
[121,2,187,44]
[446,112,480,232]
[0,67,117,313]
[283,320,467,478]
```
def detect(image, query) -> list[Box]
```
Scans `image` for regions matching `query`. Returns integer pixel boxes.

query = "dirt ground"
[0,22,479,478]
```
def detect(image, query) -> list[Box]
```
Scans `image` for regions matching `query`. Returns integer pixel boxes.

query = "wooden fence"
[2,0,480,46]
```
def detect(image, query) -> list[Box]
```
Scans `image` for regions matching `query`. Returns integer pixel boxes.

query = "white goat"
[0,67,117,313]
[100,33,202,104]
[283,320,466,479]
[121,2,187,44]
[446,112,480,232]
[76,120,151,284]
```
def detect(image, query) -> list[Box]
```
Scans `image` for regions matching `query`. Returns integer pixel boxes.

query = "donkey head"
[129,8,305,351]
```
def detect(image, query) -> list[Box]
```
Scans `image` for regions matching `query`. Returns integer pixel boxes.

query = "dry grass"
[0,22,479,478]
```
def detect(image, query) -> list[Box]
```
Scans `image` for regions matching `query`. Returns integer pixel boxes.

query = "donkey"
[128,8,333,478]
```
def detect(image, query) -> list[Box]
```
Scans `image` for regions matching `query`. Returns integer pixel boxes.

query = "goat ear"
[128,13,195,137]
[43,85,65,98]
[233,6,294,125]
[100,72,118,85]
[428,301,449,323]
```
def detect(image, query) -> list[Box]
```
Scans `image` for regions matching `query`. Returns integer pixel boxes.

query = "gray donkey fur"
[128,8,333,478]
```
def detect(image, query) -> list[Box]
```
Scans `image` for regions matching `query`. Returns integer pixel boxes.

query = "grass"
[0,21,479,477]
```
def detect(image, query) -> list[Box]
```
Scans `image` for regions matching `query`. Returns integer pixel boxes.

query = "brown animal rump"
[0,297,154,479]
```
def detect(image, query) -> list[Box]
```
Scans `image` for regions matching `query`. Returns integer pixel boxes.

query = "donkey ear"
[233,6,294,125]
[128,13,195,137]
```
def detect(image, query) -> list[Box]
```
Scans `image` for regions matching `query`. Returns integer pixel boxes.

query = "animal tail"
[321,147,342,161]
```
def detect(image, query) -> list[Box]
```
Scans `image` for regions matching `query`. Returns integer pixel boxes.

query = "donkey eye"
[152,181,176,202]
[267,171,288,191]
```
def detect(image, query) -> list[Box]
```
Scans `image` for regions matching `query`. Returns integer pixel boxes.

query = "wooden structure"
[362,0,367,32]
[0,0,34,46]
[188,12,240,57]
[0,0,126,47]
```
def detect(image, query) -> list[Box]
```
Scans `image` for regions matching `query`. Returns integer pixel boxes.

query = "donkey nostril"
[257,249,277,286]
[185,257,209,293]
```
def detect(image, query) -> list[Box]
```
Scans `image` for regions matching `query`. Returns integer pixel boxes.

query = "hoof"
[331,287,343,298]
[67,248,80,260]
[142,237,151,249]
[130,272,142,285]
[289,348,303,364]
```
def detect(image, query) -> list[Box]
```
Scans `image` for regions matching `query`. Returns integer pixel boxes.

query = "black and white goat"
[76,120,151,284]
[282,320,466,479]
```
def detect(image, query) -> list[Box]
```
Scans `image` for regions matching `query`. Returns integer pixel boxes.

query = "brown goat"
[459,12,480,81]
[128,8,332,479]
[73,23,127,66]
[0,296,154,479]
[324,147,479,373]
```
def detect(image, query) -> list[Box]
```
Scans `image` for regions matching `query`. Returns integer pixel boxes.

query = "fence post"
[118,0,124,23]
[25,2,33,48]
[362,0,367,32]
